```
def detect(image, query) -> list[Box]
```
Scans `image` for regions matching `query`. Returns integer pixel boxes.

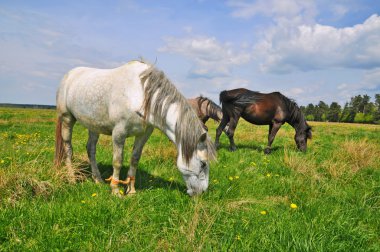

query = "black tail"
[220,89,262,107]
[219,90,237,104]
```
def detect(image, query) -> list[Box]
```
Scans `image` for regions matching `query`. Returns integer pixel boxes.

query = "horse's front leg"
[110,131,127,196]
[265,122,281,154]
[127,126,154,195]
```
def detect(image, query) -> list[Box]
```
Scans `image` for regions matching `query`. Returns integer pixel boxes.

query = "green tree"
[374,94,380,123]
[314,101,329,121]
[304,104,315,121]
[327,102,341,122]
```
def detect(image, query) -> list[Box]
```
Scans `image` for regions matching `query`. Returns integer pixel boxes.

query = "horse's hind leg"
[226,116,240,152]
[265,122,281,154]
[86,131,102,183]
[215,115,229,149]
[61,114,76,182]
[127,126,154,194]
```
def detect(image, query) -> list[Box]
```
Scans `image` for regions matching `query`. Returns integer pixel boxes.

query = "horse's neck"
[288,115,306,131]
[151,102,179,146]
[206,102,223,121]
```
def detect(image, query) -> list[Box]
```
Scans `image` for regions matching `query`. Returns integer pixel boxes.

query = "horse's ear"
[306,126,312,139]
[199,132,207,142]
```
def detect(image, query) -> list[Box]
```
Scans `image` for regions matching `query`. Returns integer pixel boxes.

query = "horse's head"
[177,132,215,196]
[295,124,312,152]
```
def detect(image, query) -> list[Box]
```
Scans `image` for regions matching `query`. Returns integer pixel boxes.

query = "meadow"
[0,107,379,251]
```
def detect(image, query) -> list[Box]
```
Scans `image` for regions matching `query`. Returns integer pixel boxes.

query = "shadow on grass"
[216,142,281,153]
[77,162,187,194]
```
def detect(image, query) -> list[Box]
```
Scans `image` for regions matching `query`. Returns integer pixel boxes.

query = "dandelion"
[119,189,124,195]
[0,160,4,164]
[266,173,271,177]
[91,193,97,197]
[260,210,267,215]
[290,203,298,209]
[81,200,86,204]
[228,176,234,181]
[234,176,239,179]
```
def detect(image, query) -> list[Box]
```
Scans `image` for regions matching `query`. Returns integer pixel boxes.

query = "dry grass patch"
[323,139,379,178]
[283,149,321,180]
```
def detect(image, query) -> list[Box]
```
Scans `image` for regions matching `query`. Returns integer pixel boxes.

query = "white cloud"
[159,36,251,78]
[228,0,317,24]
[254,14,380,73]
[338,68,380,101]
[286,87,304,96]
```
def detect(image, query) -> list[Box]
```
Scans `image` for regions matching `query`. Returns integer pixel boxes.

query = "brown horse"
[215,88,312,154]
[188,96,224,131]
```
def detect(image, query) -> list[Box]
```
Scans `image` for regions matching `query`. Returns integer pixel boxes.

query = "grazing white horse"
[55,60,216,196]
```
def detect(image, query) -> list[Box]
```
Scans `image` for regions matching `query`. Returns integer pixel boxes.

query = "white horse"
[55,60,216,196]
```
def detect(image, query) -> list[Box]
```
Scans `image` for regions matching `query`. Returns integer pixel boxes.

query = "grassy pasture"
[0,107,379,251]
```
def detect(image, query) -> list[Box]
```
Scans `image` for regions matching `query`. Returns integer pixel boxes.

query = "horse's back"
[56,61,150,134]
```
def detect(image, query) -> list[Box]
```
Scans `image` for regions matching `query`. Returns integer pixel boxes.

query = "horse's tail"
[220,89,263,107]
[219,90,234,104]
[54,116,65,167]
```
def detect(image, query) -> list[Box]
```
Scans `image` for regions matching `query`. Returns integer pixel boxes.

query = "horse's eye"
[200,160,207,169]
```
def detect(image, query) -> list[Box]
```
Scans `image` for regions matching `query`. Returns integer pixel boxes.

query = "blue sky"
[1,0,380,106]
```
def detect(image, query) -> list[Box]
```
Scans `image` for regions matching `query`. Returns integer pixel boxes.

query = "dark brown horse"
[215,88,312,153]
[188,96,224,131]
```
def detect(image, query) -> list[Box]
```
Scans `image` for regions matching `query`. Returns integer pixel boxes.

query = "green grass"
[0,107,379,251]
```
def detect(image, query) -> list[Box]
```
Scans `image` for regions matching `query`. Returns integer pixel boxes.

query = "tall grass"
[0,107,379,251]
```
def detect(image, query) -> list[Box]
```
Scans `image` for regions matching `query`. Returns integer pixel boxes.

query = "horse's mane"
[275,92,306,128]
[197,96,222,122]
[140,64,216,165]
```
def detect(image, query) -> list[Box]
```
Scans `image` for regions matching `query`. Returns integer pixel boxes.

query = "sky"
[1,0,380,106]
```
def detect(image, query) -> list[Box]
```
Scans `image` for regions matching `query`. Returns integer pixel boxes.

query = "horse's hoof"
[111,190,123,198]
[264,148,271,155]
[126,191,136,196]
[215,142,220,149]
[229,146,237,152]
[93,176,104,184]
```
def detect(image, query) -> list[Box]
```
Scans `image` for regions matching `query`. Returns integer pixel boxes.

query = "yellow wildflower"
[235,234,241,241]
[266,173,271,177]
[228,176,234,181]
[234,176,239,179]
[290,203,298,209]
[260,210,267,215]
[0,160,4,164]
[81,200,86,204]
[91,193,97,197]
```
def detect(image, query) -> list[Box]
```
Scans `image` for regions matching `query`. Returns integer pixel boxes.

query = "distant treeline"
[0,103,56,110]
[300,94,380,124]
